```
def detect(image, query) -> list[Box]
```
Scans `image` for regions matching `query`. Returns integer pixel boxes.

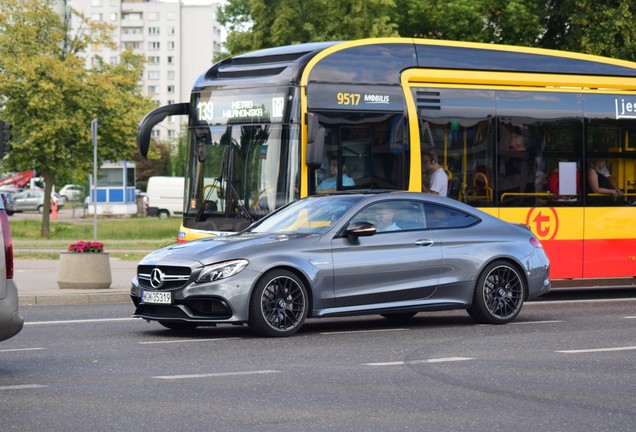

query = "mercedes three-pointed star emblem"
[150,268,165,289]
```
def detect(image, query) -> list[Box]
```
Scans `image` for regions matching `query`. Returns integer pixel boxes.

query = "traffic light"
[0,121,12,158]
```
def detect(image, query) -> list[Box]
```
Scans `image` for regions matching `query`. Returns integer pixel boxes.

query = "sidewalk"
[15,258,136,306]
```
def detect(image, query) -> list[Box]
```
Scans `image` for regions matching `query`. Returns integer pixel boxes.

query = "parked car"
[1,193,16,216]
[12,189,64,213]
[131,192,551,337]
[58,184,83,203]
[0,194,23,342]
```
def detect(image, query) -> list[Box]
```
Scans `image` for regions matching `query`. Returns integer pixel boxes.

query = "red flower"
[68,241,104,253]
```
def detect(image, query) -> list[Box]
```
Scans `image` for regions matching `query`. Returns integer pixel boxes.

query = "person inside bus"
[587,158,623,199]
[317,159,354,191]
[421,150,448,197]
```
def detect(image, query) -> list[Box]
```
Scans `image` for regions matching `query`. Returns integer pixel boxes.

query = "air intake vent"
[416,91,441,111]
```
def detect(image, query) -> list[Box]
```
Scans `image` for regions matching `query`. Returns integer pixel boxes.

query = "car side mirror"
[346,221,376,238]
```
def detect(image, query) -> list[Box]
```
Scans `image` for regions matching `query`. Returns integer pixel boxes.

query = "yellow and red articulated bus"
[137,38,636,286]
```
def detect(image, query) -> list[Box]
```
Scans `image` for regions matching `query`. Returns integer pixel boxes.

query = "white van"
[146,176,185,218]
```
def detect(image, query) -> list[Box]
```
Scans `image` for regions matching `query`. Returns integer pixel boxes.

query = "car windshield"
[247,195,364,234]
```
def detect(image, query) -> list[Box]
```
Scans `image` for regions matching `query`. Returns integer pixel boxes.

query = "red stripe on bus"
[543,237,636,279]
[582,238,636,279]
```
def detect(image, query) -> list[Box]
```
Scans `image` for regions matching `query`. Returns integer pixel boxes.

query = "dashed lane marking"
[153,370,282,380]
[364,357,474,366]
[556,345,636,354]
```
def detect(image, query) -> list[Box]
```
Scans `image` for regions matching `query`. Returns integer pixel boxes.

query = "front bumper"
[130,268,260,325]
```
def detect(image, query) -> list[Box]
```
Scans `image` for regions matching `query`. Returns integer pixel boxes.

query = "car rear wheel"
[159,321,198,332]
[249,269,308,337]
[467,260,525,324]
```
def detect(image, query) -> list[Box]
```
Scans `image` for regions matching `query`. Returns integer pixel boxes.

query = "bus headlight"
[196,259,249,283]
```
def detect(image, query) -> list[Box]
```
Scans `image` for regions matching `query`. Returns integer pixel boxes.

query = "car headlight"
[196,259,249,283]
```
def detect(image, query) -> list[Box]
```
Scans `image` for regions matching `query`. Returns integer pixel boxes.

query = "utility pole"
[91,118,99,242]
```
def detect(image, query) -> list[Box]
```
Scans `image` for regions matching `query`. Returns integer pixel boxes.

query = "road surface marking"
[0,347,47,353]
[0,384,47,391]
[154,370,282,380]
[26,318,137,325]
[364,357,474,366]
[320,328,409,335]
[556,345,636,354]
[511,320,564,325]
[140,337,241,345]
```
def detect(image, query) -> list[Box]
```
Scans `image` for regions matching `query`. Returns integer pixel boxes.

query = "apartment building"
[62,0,224,142]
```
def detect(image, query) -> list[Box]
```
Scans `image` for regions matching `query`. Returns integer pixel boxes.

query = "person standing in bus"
[587,158,623,199]
[317,159,354,191]
[422,150,448,197]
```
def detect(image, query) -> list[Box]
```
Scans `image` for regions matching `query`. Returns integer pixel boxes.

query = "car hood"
[140,232,319,266]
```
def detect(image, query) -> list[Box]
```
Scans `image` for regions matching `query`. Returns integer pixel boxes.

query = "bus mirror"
[306,113,325,169]
[137,103,189,158]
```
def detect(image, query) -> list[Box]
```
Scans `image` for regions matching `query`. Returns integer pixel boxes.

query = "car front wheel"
[249,269,308,337]
[467,260,525,324]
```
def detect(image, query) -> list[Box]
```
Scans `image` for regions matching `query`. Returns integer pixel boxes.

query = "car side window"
[424,203,480,229]
[350,200,427,232]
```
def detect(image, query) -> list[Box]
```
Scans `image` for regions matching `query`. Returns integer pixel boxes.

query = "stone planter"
[57,253,112,289]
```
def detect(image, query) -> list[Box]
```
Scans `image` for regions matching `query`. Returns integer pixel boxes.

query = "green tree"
[394,0,544,45]
[555,0,636,61]
[0,0,155,237]
[219,0,398,54]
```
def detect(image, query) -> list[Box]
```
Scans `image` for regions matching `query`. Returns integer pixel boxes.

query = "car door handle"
[414,239,434,247]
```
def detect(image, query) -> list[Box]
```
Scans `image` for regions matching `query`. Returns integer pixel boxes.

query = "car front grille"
[138,265,191,290]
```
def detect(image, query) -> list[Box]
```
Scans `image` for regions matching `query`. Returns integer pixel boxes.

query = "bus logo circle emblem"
[525,208,558,241]
[150,268,165,289]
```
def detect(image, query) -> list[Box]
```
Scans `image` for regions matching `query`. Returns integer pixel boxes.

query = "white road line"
[0,384,47,391]
[140,337,241,345]
[556,345,636,354]
[0,347,47,353]
[511,320,564,325]
[320,328,409,335]
[529,298,636,305]
[625,316,636,319]
[153,370,282,380]
[26,318,137,325]
[364,357,474,366]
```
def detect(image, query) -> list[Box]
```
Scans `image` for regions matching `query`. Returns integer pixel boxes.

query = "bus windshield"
[183,122,299,233]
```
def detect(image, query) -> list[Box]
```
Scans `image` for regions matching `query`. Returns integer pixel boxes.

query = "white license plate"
[142,291,172,304]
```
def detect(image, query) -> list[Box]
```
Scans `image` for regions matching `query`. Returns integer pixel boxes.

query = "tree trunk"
[40,171,56,238]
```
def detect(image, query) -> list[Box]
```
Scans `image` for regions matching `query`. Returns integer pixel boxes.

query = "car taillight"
[0,209,14,279]
[529,237,543,249]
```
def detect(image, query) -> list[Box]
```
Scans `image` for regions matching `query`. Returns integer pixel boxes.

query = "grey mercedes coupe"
[131,192,550,337]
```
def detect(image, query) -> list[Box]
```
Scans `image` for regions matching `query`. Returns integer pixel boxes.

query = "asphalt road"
[1,296,635,432]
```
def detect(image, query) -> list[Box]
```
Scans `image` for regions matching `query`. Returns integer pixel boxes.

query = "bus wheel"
[158,209,170,218]
[159,321,198,332]
[467,260,525,324]
[249,269,308,337]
